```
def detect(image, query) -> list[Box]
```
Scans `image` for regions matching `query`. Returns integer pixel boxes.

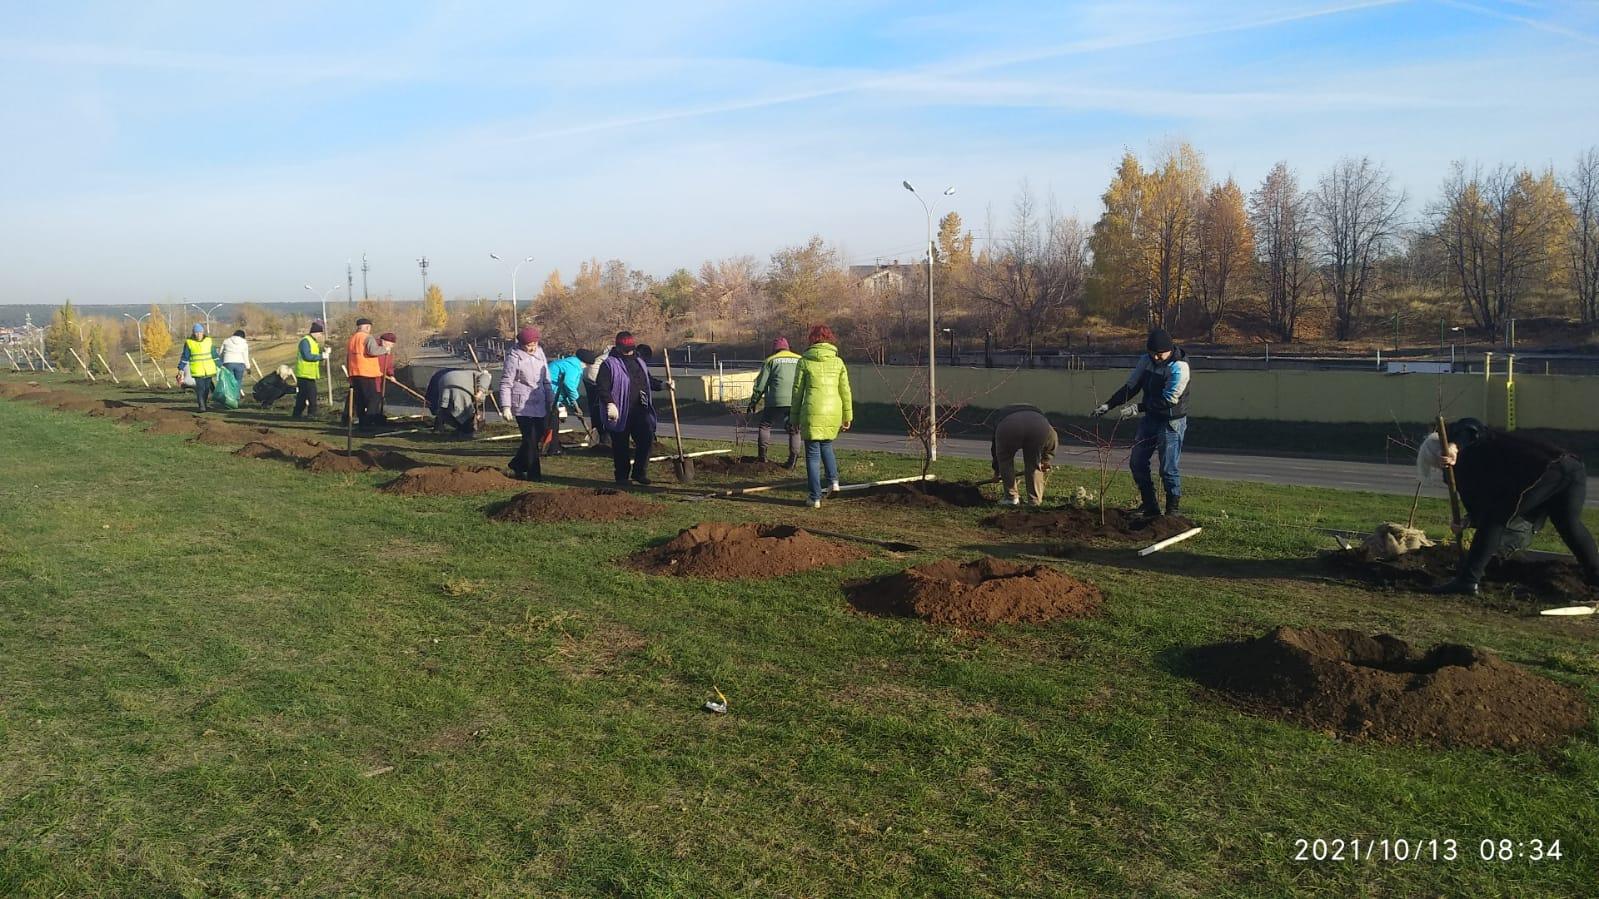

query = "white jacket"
[220,335,250,366]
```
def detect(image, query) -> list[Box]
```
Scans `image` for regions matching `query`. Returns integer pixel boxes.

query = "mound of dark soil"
[846,556,1102,628]
[144,413,201,436]
[379,466,521,496]
[1186,626,1590,750]
[984,507,1197,543]
[1323,544,1596,604]
[14,389,58,404]
[190,420,270,446]
[304,449,423,473]
[233,434,328,463]
[690,455,790,477]
[84,400,133,417]
[848,480,990,508]
[490,487,664,523]
[51,395,111,413]
[629,522,867,579]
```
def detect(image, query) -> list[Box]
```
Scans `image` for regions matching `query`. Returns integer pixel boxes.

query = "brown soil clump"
[233,434,327,463]
[190,420,269,446]
[14,390,58,404]
[490,488,664,523]
[1323,544,1596,604]
[379,466,521,496]
[85,400,133,417]
[846,556,1102,627]
[690,455,790,477]
[848,480,990,508]
[51,395,110,413]
[1186,626,1590,750]
[303,448,423,473]
[984,507,1197,544]
[629,522,867,579]
[144,414,201,436]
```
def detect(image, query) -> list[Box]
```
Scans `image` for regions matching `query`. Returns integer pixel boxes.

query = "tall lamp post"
[188,303,224,332]
[489,252,535,331]
[305,283,343,406]
[123,312,150,354]
[902,180,955,462]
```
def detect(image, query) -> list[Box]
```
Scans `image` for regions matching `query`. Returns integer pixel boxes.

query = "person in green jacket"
[791,324,852,508]
[746,336,802,467]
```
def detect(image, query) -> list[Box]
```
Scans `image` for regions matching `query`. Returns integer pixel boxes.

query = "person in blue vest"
[1093,328,1191,517]
[179,323,222,413]
[595,331,663,487]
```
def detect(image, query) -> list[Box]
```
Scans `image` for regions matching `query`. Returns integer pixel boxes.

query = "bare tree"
[1249,162,1315,341]
[967,183,1089,346]
[1566,148,1599,325]
[1431,162,1571,337]
[1311,157,1405,341]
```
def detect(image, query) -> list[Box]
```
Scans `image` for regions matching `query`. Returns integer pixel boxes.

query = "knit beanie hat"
[1146,328,1174,353]
[772,337,789,352]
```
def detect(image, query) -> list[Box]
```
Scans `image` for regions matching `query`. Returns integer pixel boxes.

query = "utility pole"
[347,260,355,310]
[418,256,430,301]
[361,253,370,302]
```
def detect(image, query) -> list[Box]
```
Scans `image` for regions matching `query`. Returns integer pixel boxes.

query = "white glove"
[556,405,567,419]
[1091,403,1109,418]
[606,402,619,423]
[500,407,515,423]
[1118,404,1141,421]
[320,351,330,361]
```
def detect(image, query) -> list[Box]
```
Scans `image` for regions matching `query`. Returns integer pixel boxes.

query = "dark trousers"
[193,376,214,412]
[292,379,319,418]
[1467,456,1599,582]
[587,391,610,446]
[758,405,799,463]
[610,414,654,483]
[511,415,548,479]
[351,377,382,425]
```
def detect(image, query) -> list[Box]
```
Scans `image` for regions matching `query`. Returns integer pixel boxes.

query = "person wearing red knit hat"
[499,325,553,480]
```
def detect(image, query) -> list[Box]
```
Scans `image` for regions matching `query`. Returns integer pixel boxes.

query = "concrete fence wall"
[719,366,1596,431]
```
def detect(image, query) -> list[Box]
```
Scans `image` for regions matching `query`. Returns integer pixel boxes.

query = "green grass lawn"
[2,374,1597,896]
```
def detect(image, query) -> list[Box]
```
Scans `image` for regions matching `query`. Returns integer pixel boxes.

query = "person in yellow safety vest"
[179,323,221,412]
[292,320,329,419]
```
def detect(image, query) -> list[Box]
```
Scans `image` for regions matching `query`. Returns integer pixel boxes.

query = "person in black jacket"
[594,332,664,486]
[1432,417,1599,595]
[1092,328,1191,517]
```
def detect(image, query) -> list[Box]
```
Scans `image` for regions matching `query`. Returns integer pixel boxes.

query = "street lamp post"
[123,312,151,351]
[305,283,344,406]
[903,181,955,462]
[188,303,224,332]
[489,252,535,331]
[942,327,955,366]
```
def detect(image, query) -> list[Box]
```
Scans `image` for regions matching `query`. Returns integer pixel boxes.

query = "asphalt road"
[667,419,1599,508]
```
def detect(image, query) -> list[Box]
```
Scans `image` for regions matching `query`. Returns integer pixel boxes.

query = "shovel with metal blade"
[660,351,694,483]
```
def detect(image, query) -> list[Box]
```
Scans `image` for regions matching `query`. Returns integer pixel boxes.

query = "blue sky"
[2,0,1597,305]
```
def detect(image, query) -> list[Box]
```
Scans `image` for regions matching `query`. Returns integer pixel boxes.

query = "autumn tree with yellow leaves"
[1194,178,1254,341]
[1088,143,1208,328]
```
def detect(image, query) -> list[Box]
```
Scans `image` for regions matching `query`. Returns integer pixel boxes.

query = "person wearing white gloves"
[1091,328,1192,517]
[499,326,553,481]
[594,331,663,487]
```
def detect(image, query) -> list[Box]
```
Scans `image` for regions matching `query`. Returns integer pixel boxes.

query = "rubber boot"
[1164,493,1181,517]
[1135,481,1161,518]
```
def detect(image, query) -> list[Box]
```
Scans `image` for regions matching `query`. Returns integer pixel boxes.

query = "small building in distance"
[849,260,919,295]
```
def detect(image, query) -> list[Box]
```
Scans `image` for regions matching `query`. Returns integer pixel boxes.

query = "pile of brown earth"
[1323,544,1596,604]
[690,455,790,476]
[84,400,134,417]
[191,419,271,446]
[847,480,990,509]
[846,556,1102,627]
[303,448,423,473]
[379,466,521,496]
[50,394,115,414]
[1186,625,1590,750]
[628,522,866,579]
[490,487,664,523]
[984,507,1197,544]
[234,434,329,463]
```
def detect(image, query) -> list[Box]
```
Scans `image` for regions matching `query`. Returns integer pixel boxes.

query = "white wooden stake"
[96,353,121,384]
[125,352,150,387]
[68,348,96,381]
[1138,527,1203,556]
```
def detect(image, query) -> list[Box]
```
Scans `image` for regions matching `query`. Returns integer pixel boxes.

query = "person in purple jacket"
[595,331,663,486]
[499,326,553,481]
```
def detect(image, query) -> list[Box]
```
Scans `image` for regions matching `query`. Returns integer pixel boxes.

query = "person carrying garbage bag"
[747,336,802,468]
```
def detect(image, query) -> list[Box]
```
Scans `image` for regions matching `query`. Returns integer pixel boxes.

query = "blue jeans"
[1130,415,1186,497]
[224,362,246,387]
[805,439,838,501]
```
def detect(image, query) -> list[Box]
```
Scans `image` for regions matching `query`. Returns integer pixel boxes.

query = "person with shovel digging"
[748,337,802,468]
[596,331,664,487]
[1424,418,1599,596]
[1093,327,1190,518]
[792,324,852,509]
[500,326,554,482]
[991,404,1058,506]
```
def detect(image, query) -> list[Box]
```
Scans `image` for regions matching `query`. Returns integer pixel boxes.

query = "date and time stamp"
[1290,837,1568,863]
